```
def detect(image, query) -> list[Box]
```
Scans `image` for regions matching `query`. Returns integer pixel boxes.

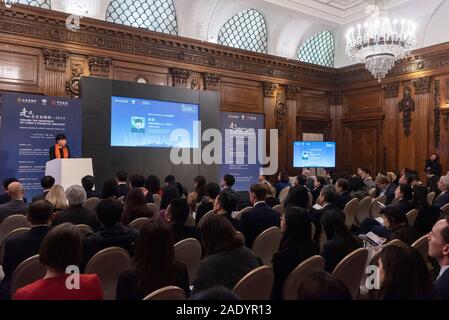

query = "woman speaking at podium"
[49,133,71,160]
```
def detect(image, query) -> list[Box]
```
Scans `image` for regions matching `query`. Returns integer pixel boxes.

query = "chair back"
[278,186,291,204]
[143,286,186,300]
[441,203,449,216]
[272,204,285,216]
[427,192,436,206]
[85,197,100,209]
[84,247,131,300]
[174,238,202,285]
[0,227,30,264]
[129,217,151,231]
[406,209,419,227]
[252,227,282,265]
[146,203,159,216]
[319,228,327,252]
[368,188,376,197]
[370,197,385,218]
[283,255,325,300]
[76,224,94,238]
[234,207,252,221]
[197,210,214,228]
[232,266,274,300]
[236,231,246,246]
[308,192,313,209]
[10,254,46,296]
[343,198,359,228]
[332,248,369,300]
[152,194,161,210]
[356,196,372,224]
[0,214,31,244]
[411,235,429,263]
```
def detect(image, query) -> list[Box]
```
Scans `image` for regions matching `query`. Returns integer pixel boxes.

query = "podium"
[45,159,94,191]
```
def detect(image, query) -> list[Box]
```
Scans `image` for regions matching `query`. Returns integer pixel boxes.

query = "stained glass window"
[16,0,51,9]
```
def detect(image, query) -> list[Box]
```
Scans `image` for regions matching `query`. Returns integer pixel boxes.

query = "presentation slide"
[111,96,199,148]
[293,141,336,168]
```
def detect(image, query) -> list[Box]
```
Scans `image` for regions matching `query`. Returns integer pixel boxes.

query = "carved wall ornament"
[88,56,112,78]
[286,86,300,100]
[136,76,148,84]
[434,79,441,148]
[399,86,416,136]
[65,62,84,98]
[203,73,220,91]
[329,91,343,105]
[412,77,431,94]
[275,102,287,136]
[169,68,190,87]
[383,82,400,99]
[264,82,278,98]
[42,49,69,72]
[191,78,200,90]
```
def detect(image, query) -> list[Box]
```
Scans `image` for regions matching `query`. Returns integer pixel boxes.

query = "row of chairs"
[85,194,162,211]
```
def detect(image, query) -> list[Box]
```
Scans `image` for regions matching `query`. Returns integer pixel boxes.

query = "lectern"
[45,159,93,190]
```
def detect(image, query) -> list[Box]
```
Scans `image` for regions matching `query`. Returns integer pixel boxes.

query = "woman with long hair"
[115,218,189,299]
[122,188,154,225]
[193,215,261,294]
[144,174,161,203]
[271,206,318,300]
[187,175,207,211]
[45,185,69,212]
[321,211,362,272]
[412,185,440,235]
[394,183,415,214]
[284,185,309,209]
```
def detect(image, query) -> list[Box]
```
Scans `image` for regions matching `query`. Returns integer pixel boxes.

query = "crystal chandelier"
[345,0,417,82]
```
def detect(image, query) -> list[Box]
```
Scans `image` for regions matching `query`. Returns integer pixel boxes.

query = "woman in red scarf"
[49,133,71,160]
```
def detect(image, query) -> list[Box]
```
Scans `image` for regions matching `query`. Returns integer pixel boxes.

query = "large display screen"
[111,96,199,148]
[293,141,336,168]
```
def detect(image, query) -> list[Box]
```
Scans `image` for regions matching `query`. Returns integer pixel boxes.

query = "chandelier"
[345,0,417,82]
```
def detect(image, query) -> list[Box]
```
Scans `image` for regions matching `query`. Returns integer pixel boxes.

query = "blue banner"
[220,112,264,191]
[0,93,82,200]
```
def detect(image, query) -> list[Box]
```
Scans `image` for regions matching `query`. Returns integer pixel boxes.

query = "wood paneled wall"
[1,5,449,178]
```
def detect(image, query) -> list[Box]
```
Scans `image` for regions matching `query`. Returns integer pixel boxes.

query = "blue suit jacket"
[240,202,280,248]
[435,267,449,300]
[434,191,449,210]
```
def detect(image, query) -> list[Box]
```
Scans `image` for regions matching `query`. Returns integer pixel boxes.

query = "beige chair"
[368,188,376,197]
[146,203,159,216]
[174,238,202,285]
[76,224,94,238]
[370,196,386,218]
[319,229,327,252]
[272,204,285,216]
[390,197,399,206]
[129,217,151,231]
[0,214,31,244]
[343,198,359,228]
[152,194,161,210]
[85,197,100,209]
[234,207,252,221]
[197,210,214,228]
[84,247,131,300]
[236,231,246,246]
[441,203,449,216]
[252,227,282,265]
[406,209,419,227]
[332,248,369,300]
[278,186,291,204]
[143,286,186,300]
[384,239,403,247]
[232,266,274,300]
[356,196,372,224]
[283,255,325,300]
[10,254,46,297]
[427,192,436,206]
[412,235,429,263]
[0,227,30,264]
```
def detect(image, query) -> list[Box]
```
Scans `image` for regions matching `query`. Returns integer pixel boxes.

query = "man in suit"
[240,183,280,248]
[82,198,138,269]
[309,185,340,242]
[49,133,71,160]
[428,218,449,299]
[0,178,19,205]
[0,182,28,222]
[375,174,396,205]
[0,200,52,299]
[161,175,181,210]
[81,175,101,199]
[51,185,100,231]
[32,176,55,202]
[115,170,129,198]
[221,174,239,210]
[434,175,449,210]
[335,178,353,210]
[361,168,376,190]
[166,198,201,243]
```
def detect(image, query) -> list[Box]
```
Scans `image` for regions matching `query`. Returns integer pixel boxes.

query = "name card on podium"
[45,159,93,191]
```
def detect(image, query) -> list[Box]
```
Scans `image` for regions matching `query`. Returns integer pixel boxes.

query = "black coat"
[170,223,201,244]
[49,145,71,160]
[336,192,353,210]
[117,184,130,198]
[435,268,449,300]
[425,159,442,177]
[321,236,362,273]
[240,203,280,248]
[434,191,449,210]
[161,184,181,210]
[31,191,49,203]
[51,205,101,231]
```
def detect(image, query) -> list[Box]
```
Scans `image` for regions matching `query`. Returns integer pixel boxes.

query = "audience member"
[45,185,69,212]
[434,174,449,209]
[312,176,326,204]
[348,176,368,200]
[335,179,353,210]
[81,175,100,199]
[375,175,396,205]
[32,176,55,202]
[214,191,241,231]
[187,175,207,211]
[413,185,440,235]
[144,174,161,203]
[166,198,201,243]
[361,168,376,190]
[274,171,291,197]
[101,179,120,199]
[284,185,309,209]
[0,181,28,221]
[0,178,18,205]
[161,175,181,210]
[115,170,129,198]
[428,218,449,299]
[394,183,415,214]
[297,271,352,300]
[122,188,154,225]
[195,182,220,225]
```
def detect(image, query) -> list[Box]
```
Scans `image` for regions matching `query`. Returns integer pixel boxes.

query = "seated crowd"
[0,166,448,300]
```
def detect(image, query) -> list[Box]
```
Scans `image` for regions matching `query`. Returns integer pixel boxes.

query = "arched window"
[297,31,335,67]
[16,0,51,9]
[217,9,268,54]
[105,0,178,35]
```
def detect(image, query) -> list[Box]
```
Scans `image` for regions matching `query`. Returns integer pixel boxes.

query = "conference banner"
[0,93,82,199]
[220,112,264,191]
